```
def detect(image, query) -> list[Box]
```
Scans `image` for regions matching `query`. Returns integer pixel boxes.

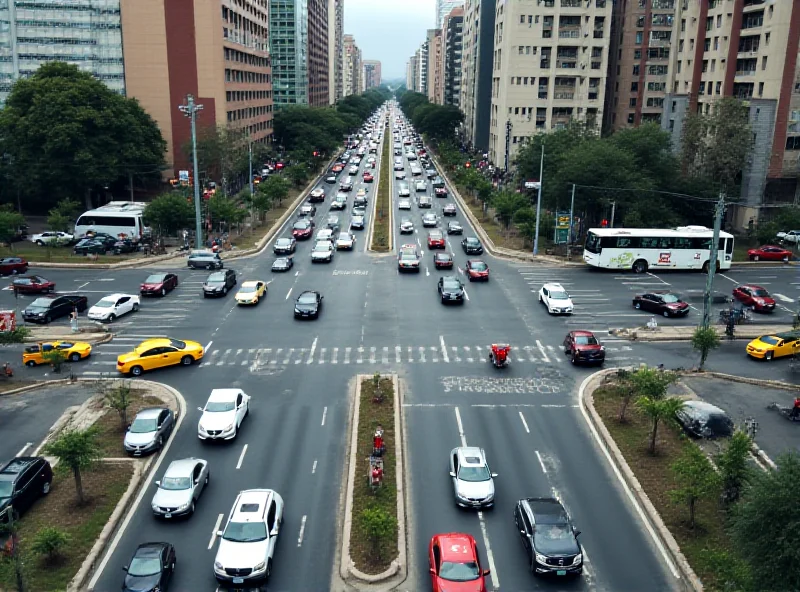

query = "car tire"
[207,263,213,270]
[634,302,641,309]
[42,481,51,495]
[784,256,790,263]
[190,501,196,515]
[266,559,272,578]
[765,351,774,361]
[662,311,670,318]
[205,473,209,485]
[132,303,139,312]
[245,404,249,418]
[157,436,164,450]
[571,354,578,364]
[69,352,81,362]
[160,288,166,297]
[43,315,51,324]
[131,365,144,377]
[108,313,116,323]
[26,360,36,367]
[181,355,194,366]
[36,240,44,246]
[222,286,227,295]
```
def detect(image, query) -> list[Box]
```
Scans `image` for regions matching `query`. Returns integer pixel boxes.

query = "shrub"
[30,527,69,561]
[359,506,396,562]
[0,327,30,344]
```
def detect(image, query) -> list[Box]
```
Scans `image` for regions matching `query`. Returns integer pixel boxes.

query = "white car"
[348,165,359,175]
[539,283,574,315]
[30,231,73,246]
[315,228,334,242]
[213,489,284,585]
[197,389,250,441]
[398,185,411,197]
[778,230,800,243]
[398,199,411,210]
[336,231,356,250]
[311,240,334,262]
[450,446,497,508]
[87,293,140,322]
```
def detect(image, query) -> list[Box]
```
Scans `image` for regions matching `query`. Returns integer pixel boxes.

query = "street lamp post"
[178,95,204,249]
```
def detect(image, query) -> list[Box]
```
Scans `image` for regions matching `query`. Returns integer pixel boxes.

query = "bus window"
[585,232,601,254]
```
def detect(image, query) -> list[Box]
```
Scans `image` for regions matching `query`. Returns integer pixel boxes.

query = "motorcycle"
[766,402,800,422]
[489,344,511,368]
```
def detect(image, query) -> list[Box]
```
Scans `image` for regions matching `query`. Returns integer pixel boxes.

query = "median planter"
[370,132,392,252]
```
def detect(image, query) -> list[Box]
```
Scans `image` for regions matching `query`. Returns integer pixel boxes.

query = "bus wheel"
[702,260,721,273]
[632,260,648,274]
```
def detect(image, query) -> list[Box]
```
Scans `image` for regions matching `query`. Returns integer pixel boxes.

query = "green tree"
[143,194,195,236]
[101,380,134,429]
[717,430,754,506]
[0,62,165,211]
[0,513,26,591]
[668,444,720,529]
[259,175,291,207]
[31,526,70,562]
[251,191,272,221]
[359,506,397,562]
[42,426,102,505]
[492,192,528,229]
[42,348,67,373]
[612,368,636,423]
[285,164,308,187]
[46,199,81,235]
[0,207,26,248]
[691,325,721,370]
[207,193,246,230]
[513,207,537,244]
[755,221,781,246]
[636,396,684,455]
[731,452,800,591]
[629,365,677,401]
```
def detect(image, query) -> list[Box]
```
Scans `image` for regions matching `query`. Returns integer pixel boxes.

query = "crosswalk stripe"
[272,348,282,365]
[344,347,351,364]
[369,346,376,364]
[284,348,294,365]
[418,346,426,363]
[332,347,339,364]
[356,347,364,364]
[382,347,389,364]
[319,348,326,364]
[464,346,473,363]
[536,340,550,363]
[295,348,306,364]
[452,346,461,362]
[395,346,401,364]
[217,349,231,366]
[430,346,439,363]
[407,346,414,363]
[523,346,536,362]
[547,345,563,363]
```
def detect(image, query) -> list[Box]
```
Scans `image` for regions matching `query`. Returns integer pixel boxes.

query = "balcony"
[735,69,756,77]
[561,0,582,7]
[554,92,575,100]
[538,92,549,99]
[556,60,577,69]
[559,28,580,39]
[593,30,604,39]
[588,91,599,100]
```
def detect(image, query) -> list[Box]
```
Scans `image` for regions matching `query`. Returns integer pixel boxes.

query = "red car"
[363,172,374,182]
[465,260,489,281]
[732,284,776,312]
[563,330,606,365]
[0,257,28,275]
[140,272,178,297]
[11,275,55,294]
[292,219,315,240]
[332,163,344,173]
[434,252,453,269]
[429,533,489,592]
[747,245,792,262]
[435,187,448,197]
[428,230,446,249]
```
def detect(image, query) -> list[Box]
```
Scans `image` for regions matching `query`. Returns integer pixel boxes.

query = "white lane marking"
[454,407,467,447]
[774,293,794,303]
[426,266,430,277]
[536,340,550,363]
[463,287,470,301]
[208,513,224,549]
[321,406,328,426]
[536,450,548,474]
[307,336,318,364]
[285,287,293,300]
[477,511,499,590]
[76,281,90,290]
[295,271,300,276]
[646,272,670,285]
[518,412,530,434]
[204,340,213,352]
[236,444,248,469]
[312,459,318,474]
[718,273,738,285]
[439,335,450,363]
[15,442,33,457]
[297,515,307,547]
[332,347,339,364]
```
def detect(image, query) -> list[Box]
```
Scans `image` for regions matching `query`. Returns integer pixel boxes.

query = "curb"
[0,378,73,397]
[617,324,792,342]
[578,369,701,592]
[22,331,113,345]
[340,373,407,588]
[28,251,183,270]
[695,370,800,392]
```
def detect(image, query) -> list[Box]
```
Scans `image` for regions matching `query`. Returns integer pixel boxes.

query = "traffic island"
[611,324,792,342]
[369,132,392,252]
[339,373,407,588]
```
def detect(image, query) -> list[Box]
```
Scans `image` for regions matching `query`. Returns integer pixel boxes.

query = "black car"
[122,542,176,592]
[432,176,445,188]
[273,237,297,254]
[632,292,690,317]
[438,276,465,304]
[676,401,734,439]
[0,457,53,523]
[462,237,484,255]
[447,221,463,235]
[514,497,583,577]
[425,168,437,179]
[187,250,223,270]
[73,238,108,255]
[23,294,88,324]
[272,256,294,272]
[81,232,118,248]
[294,290,323,319]
[203,269,237,297]
[113,239,139,255]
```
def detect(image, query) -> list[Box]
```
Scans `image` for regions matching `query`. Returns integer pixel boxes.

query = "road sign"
[524,180,540,189]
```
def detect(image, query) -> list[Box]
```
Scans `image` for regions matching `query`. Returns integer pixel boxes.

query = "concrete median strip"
[612,324,793,342]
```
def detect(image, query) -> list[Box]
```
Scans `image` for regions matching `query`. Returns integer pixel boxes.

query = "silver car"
[450,446,497,508]
[151,458,209,518]
[124,407,175,456]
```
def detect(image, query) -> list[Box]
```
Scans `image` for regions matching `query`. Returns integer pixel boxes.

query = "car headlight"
[572,554,583,565]
[253,561,266,572]
[224,423,234,432]
[535,552,549,564]
[176,501,190,511]
[198,424,207,433]
[214,561,224,571]
[151,502,159,510]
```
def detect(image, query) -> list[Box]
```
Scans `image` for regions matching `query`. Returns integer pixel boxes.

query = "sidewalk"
[23,325,112,344]
[612,324,792,342]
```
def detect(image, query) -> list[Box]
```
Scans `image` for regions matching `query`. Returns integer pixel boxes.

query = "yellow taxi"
[235,280,267,305]
[746,331,800,360]
[23,341,92,366]
[116,337,204,377]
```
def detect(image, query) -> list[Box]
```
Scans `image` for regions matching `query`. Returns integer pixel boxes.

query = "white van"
[74,202,147,239]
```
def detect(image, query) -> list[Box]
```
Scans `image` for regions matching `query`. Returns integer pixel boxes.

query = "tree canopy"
[396,92,463,143]
[0,62,166,211]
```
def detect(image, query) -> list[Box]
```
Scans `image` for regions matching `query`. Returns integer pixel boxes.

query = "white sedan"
[87,293,140,322]
[538,283,574,315]
[30,231,73,246]
[398,199,411,210]
[197,388,250,441]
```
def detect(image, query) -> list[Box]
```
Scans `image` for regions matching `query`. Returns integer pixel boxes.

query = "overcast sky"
[343,0,436,80]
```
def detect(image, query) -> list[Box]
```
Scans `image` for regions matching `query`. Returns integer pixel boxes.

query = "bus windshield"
[585,232,601,254]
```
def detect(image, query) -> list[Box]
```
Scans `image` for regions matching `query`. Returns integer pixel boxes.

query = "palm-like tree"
[43,427,101,504]
[636,396,685,455]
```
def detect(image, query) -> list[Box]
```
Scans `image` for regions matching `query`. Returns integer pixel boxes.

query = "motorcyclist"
[790,397,800,420]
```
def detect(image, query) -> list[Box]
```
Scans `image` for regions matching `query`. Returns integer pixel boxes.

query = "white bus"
[74,202,147,240]
[583,226,734,273]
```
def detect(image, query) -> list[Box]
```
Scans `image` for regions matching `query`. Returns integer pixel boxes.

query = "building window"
[762,56,768,70]
[785,136,800,151]
[758,82,764,96]
[631,82,639,91]
[635,31,643,44]
[627,113,635,124]
[714,37,719,50]
[629,97,637,107]
[716,81,722,94]
[633,65,640,75]
[634,49,642,59]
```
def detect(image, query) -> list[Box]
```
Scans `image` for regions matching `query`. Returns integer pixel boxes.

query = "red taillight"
[117,361,124,366]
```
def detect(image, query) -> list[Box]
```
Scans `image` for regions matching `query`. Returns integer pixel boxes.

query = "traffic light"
[313,151,319,157]
[601,219,609,228]
[465,162,471,168]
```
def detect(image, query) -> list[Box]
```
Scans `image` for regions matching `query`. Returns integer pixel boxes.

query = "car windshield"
[466,239,479,245]
[28,298,52,308]
[276,239,290,245]
[314,243,330,252]
[169,339,186,349]
[207,273,225,282]
[458,465,490,482]
[160,476,191,490]
[239,285,259,293]
[190,251,209,257]
[298,293,317,304]
[400,251,417,260]
[130,417,157,433]
[760,336,780,345]
[752,289,770,297]
[0,480,12,498]
[206,401,235,412]
[294,221,309,229]
[471,262,487,271]
[534,524,575,546]
[223,521,267,542]
[93,298,114,308]
[127,556,162,577]
[338,233,351,240]
[439,561,480,582]
[550,291,569,300]
[575,336,599,345]
[662,294,681,303]
[437,254,451,261]
[144,275,164,284]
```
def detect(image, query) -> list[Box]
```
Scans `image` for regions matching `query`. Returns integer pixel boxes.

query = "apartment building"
[461,0,496,152]
[0,0,125,102]
[418,41,430,95]
[307,0,329,106]
[343,34,361,96]
[607,0,677,130]
[363,60,382,89]
[661,0,800,217]
[407,55,420,91]
[121,0,272,177]
[328,0,343,104]
[487,0,613,167]
[437,0,465,28]
[443,7,465,107]
[428,29,444,103]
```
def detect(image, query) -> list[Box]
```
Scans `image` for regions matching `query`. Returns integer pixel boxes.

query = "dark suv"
[514,497,583,577]
[0,457,53,523]
[22,294,88,324]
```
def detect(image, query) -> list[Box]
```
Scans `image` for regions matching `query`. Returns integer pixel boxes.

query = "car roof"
[570,330,595,337]
[97,293,132,300]
[164,457,203,477]
[135,338,174,349]
[543,283,565,290]
[740,284,766,290]
[232,489,274,521]
[436,532,477,561]
[241,280,262,288]
[135,542,168,556]
[0,457,41,477]
[429,230,442,236]
[521,497,570,524]
[208,388,243,402]
[455,446,485,465]
[682,400,726,414]
[435,252,452,258]
[135,407,167,419]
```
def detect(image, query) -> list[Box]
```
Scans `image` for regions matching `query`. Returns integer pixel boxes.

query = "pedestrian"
[70,308,78,333]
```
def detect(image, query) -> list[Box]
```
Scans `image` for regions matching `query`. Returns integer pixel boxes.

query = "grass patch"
[0,243,138,264]
[350,375,398,574]
[92,392,165,458]
[0,380,39,394]
[0,461,133,591]
[592,384,744,590]
[370,137,391,251]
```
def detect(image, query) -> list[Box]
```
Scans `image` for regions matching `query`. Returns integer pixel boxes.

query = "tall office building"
[407,55,419,91]
[460,0,496,152]
[307,0,329,106]
[343,34,362,96]
[417,41,429,95]
[363,60,382,89]
[660,0,800,219]
[487,0,613,167]
[436,0,465,29]
[121,0,272,176]
[443,7,464,107]
[0,0,125,103]
[328,0,343,104]
[427,29,443,103]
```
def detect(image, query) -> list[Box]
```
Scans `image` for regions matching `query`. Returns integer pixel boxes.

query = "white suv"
[539,283,574,315]
[214,489,284,585]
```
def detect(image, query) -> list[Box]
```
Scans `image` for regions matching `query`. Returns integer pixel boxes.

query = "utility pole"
[504,119,512,175]
[702,193,726,329]
[128,172,134,202]
[610,201,616,229]
[568,183,576,260]
[248,136,254,225]
[532,142,545,255]
[178,95,204,249]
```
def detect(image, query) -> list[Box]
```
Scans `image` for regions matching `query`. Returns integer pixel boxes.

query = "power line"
[572,183,720,204]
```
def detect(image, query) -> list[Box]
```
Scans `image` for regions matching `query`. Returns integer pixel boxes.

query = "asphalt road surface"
[11,104,791,591]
